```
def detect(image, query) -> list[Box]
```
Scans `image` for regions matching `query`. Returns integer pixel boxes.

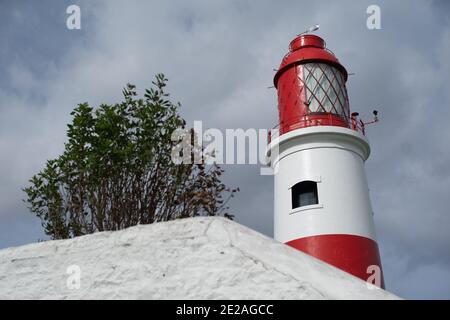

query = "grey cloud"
[0,0,449,299]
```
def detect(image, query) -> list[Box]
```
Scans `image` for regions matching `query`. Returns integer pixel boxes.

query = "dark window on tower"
[291,181,318,209]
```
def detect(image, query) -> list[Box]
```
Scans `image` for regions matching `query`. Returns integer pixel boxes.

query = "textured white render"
[0,217,398,300]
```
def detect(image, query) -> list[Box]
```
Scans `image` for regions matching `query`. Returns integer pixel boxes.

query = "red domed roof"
[274,35,348,88]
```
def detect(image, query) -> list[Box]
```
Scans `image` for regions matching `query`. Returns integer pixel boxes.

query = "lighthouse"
[267,34,384,287]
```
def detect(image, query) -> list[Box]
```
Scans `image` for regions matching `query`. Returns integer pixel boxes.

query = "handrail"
[268,113,365,143]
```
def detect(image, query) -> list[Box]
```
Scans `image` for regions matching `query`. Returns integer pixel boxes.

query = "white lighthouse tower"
[267,34,384,287]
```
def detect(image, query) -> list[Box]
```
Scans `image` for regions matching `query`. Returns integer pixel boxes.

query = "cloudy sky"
[1,0,449,299]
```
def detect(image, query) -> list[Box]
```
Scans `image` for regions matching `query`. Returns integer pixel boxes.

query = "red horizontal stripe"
[287,234,385,288]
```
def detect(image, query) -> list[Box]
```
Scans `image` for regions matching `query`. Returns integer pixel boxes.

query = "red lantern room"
[274,34,350,135]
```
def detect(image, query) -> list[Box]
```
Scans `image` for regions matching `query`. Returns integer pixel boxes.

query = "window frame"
[289,178,323,214]
[302,62,350,123]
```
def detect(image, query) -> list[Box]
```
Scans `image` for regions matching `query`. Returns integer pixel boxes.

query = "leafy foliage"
[24,74,237,239]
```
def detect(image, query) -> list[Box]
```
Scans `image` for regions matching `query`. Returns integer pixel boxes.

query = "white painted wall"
[268,126,377,243]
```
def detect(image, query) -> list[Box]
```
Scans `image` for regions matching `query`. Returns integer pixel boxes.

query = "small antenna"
[372,110,379,122]
[298,24,320,36]
[362,110,380,126]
